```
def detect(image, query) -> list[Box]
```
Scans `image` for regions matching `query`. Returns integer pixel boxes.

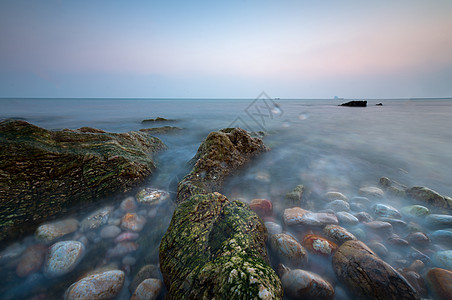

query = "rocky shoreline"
[0,123,451,299]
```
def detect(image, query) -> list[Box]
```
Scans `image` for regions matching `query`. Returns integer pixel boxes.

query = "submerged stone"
[64,270,125,300]
[425,214,452,228]
[431,229,452,246]
[16,244,47,277]
[323,225,357,245]
[359,186,385,198]
[283,207,309,226]
[80,206,114,232]
[271,233,308,267]
[121,213,146,232]
[44,241,85,277]
[249,199,273,218]
[433,250,452,270]
[373,203,401,219]
[326,200,350,212]
[131,278,162,300]
[333,240,420,300]
[35,218,79,243]
[336,211,359,225]
[136,188,170,207]
[324,191,348,201]
[401,205,430,218]
[264,221,283,237]
[281,268,335,300]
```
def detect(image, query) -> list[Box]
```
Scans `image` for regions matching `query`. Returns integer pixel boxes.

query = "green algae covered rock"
[0,119,166,242]
[160,192,282,299]
[160,128,281,299]
[177,128,268,203]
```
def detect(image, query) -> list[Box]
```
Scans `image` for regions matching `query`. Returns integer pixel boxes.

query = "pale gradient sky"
[1,0,452,98]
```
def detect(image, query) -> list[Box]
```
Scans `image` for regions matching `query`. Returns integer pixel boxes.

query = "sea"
[1,97,451,299]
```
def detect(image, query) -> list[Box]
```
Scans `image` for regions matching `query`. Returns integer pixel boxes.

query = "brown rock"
[406,186,451,210]
[426,268,452,300]
[332,240,420,300]
[16,244,47,277]
[249,199,273,218]
[281,269,334,300]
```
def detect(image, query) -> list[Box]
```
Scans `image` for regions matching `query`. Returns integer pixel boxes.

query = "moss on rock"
[160,128,282,299]
[0,120,166,242]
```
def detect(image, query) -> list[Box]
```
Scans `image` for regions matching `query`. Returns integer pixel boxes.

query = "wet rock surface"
[159,128,282,299]
[333,240,420,299]
[64,270,125,300]
[0,120,166,242]
[281,268,335,300]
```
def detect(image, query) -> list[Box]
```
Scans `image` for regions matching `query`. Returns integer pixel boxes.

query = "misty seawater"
[1,98,452,299]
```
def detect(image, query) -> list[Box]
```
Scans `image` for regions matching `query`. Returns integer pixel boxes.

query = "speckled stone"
[136,188,170,207]
[35,218,79,243]
[64,270,125,300]
[323,225,357,245]
[80,206,114,232]
[283,207,309,226]
[301,234,338,256]
[44,241,85,277]
[131,278,162,300]
[373,203,401,219]
[270,233,308,267]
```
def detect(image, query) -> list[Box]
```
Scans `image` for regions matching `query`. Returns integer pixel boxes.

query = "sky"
[1,0,452,99]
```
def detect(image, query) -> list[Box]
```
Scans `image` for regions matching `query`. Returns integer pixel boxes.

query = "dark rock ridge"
[139,126,182,134]
[141,117,174,123]
[340,100,367,107]
[159,128,283,299]
[0,120,166,242]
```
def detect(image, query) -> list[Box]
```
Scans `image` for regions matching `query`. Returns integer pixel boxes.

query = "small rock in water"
[364,221,393,234]
[122,255,137,266]
[324,191,348,201]
[100,225,122,239]
[121,213,147,232]
[350,196,371,205]
[264,221,282,237]
[114,231,140,243]
[354,211,373,222]
[283,207,309,226]
[376,217,408,232]
[80,206,114,232]
[136,188,170,207]
[433,250,452,270]
[249,198,273,217]
[35,218,79,243]
[293,212,339,227]
[107,242,139,258]
[399,270,428,297]
[407,232,430,246]
[120,196,138,212]
[301,234,338,256]
[44,240,85,277]
[270,233,308,267]
[326,200,350,212]
[64,270,125,300]
[425,214,452,228]
[0,242,27,262]
[336,211,359,225]
[16,244,47,277]
[426,268,452,300]
[131,278,163,300]
[387,234,409,247]
[359,186,385,198]
[281,268,334,300]
[323,225,357,245]
[350,202,368,212]
[431,229,452,246]
[129,264,162,293]
[401,205,430,218]
[368,241,389,257]
[373,203,401,219]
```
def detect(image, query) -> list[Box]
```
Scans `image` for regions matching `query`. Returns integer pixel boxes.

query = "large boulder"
[0,120,166,242]
[176,128,268,202]
[159,128,282,299]
[333,240,419,300]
